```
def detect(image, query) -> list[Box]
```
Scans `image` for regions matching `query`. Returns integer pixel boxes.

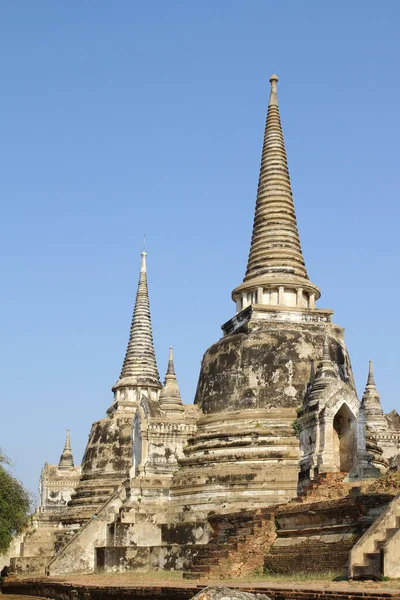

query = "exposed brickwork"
[265,538,357,575]
[279,493,394,517]
[184,493,394,580]
[295,473,351,503]
[266,494,393,575]
[185,509,276,580]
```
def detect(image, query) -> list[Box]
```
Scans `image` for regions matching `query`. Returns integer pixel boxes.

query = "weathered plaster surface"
[195,322,353,414]
[48,486,126,575]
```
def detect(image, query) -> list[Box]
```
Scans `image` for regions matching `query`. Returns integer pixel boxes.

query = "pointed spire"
[113,251,161,391]
[159,346,184,414]
[309,360,315,384]
[268,73,279,107]
[305,360,316,402]
[367,360,375,387]
[318,334,337,379]
[245,74,308,281]
[167,345,175,376]
[307,334,337,405]
[140,250,146,273]
[361,361,387,431]
[232,75,320,308]
[58,429,75,471]
[322,333,331,363]
[65,429,71,450]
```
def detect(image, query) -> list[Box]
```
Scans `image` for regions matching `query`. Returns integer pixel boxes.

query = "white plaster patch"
[295,339,315,360]
[285,360,294,385]
[248,371,259,388]
[284,385,297,398]
[108,420,118,434]
[271,369,280,383]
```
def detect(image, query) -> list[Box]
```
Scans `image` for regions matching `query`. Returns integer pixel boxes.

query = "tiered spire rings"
[361,361,387,431]
[58,429,75,471]
[232,75,320,312]
[159,346,184,414]
[113,251,161,393]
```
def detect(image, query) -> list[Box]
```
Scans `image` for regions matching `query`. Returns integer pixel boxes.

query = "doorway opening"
[333,403,356,472]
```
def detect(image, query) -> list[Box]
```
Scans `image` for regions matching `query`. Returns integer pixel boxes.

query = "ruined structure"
[44,251,203,575]
[5,432,80,573]
[63,250,163,526]
[38,431,81,513]
[361,362,400,466]
[169,75,400,518]
[8,74,400,578]
[297,338,385,489]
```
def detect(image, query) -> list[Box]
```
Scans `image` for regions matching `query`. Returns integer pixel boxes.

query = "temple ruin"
[6,74,400,579]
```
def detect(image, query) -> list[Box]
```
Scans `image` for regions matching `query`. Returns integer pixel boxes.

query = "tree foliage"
[0,449,31,554]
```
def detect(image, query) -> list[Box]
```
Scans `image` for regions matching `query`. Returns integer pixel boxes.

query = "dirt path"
[4,574,400,595]
[1,596,51,599]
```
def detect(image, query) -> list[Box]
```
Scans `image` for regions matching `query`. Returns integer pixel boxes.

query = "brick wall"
[266,494,393,575]
[4,580,400,600]
[185,494,394,579]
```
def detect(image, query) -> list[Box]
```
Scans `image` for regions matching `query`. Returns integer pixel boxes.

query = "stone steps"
[190,564,212,573]
[10,554,53,575]
[365,552,381,568]
[184,509,274,579]
[349,493,400,579]
[21,541,56,556]
[24,532,56,542]
[352,564,381,580]
[268,494,393,577]
[182,571,206,580]
[194,551,229,565]
[67,478,121,509]
[11,524,60,572]
[68,496,111,507]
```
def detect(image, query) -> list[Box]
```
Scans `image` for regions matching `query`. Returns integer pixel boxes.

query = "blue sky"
[1,1,400,498]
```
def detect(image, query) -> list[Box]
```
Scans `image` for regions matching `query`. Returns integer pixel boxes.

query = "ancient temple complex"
[6,75,400,579]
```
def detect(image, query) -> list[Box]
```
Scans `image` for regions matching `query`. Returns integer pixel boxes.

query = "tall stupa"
[172,75,356,514]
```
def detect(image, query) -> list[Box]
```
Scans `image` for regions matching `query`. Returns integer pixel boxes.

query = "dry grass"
[235,570,346,583]
[8,570,400,590]
[8,570,186,587]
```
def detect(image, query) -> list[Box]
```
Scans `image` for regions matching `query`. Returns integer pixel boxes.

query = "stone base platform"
[96,544,200,573]
[170,408,300,518]
[4,577,400,600]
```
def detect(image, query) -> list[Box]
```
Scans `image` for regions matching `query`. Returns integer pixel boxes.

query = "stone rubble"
[190,587,271,600]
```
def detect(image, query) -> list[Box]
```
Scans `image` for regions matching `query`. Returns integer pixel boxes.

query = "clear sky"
[1,1,400,499]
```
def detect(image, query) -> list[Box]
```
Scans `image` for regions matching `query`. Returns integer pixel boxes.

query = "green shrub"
[0,450,31,554]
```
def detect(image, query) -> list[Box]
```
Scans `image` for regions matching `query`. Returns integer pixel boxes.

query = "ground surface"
[1,596,51,599]
[5,573,400,593]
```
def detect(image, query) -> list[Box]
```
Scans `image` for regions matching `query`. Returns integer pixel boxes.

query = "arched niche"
[333,402,357,473]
